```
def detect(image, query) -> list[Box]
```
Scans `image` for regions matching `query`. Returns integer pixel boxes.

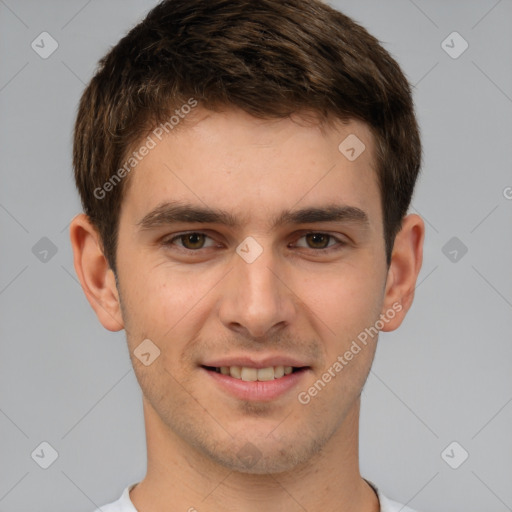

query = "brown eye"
[178,233,206,250]
[292,232,346,252]
[305,233,331,249]
[164,232,216,251]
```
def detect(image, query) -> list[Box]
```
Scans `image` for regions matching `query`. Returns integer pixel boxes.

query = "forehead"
[120,107,381,229]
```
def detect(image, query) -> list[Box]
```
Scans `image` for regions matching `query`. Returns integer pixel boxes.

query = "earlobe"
[380,214,425,332]
[69,213,124,332]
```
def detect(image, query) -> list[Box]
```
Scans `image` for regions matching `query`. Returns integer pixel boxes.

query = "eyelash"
[162,231,347,254]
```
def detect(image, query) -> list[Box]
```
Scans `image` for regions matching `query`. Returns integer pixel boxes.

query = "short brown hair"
[73,0,421,273]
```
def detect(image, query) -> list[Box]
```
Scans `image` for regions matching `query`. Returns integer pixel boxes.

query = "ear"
[380,213,425,332]
[69,213,124,331]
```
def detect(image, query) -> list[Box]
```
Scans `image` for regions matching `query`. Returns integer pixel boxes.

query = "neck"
[130,397,379,512]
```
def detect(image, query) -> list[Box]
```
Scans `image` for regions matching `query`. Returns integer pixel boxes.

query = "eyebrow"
[136,200,370,231]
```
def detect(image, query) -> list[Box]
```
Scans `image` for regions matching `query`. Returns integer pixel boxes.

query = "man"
[70,0,425,510]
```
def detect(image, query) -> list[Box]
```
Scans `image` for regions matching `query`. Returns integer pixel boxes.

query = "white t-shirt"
[92,481,421,511]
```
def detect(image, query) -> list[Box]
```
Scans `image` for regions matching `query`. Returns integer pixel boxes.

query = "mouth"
[201,365,309,381]
[200,363,311,402]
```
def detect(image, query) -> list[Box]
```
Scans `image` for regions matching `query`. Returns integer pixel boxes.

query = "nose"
[217,240,297,340]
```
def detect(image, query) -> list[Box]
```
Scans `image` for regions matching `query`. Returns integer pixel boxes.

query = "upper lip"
[201,355,310,369]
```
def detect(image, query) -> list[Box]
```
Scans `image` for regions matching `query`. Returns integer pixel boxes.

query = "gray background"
[0,0,511,511]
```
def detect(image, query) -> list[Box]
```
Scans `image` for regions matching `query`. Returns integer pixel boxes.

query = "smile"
[201,365,310,401]
[203,365,305,381]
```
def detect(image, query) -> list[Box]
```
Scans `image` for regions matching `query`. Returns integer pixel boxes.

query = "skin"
[70,107,424,512]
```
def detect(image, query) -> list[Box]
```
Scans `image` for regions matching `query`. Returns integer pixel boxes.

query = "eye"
[162,231,346,254]
[293,232,345,251]
[164,232,217,250]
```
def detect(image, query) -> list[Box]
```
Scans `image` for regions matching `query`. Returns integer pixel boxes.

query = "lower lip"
[202,367,309,402]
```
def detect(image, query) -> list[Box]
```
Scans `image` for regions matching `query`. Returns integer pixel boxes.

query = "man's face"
[115,108,390,473]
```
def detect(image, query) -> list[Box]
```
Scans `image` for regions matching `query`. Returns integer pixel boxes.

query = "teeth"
[241,367,258,381]
[229,366,242,379]
[274,366,285,378]
[218,365,297,381]
[256,367,274,381]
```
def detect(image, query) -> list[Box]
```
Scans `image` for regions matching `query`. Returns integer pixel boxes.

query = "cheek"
[122,263,218,342]
[294,262,384,338]
[297,267,383,398]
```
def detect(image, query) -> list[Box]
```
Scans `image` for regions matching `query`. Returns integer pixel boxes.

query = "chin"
[198,428,327,476]
[208,446,304,475]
